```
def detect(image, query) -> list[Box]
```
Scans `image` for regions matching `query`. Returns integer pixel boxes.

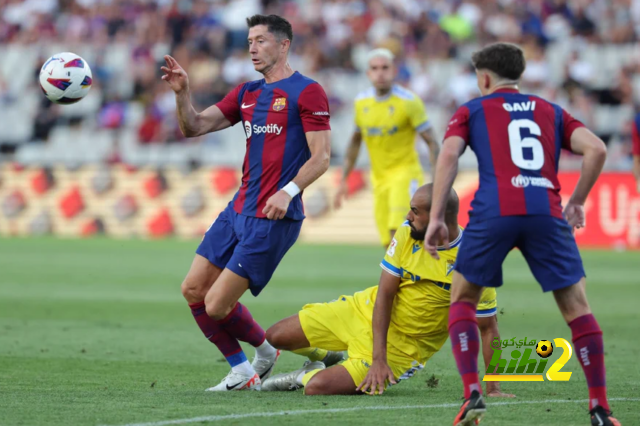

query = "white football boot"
[205,370,261,392]
[252,349,281,381]
[261,361,326,391]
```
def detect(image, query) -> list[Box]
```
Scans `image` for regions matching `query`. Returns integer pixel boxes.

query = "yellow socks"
[301,369,322,387]
[292,347,328,362]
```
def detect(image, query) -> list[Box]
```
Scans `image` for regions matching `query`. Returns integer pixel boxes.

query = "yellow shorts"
[298,294,436,391]
[477,287,498,317]
[373,171,424,246]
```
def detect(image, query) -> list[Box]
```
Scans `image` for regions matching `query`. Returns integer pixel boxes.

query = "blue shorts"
[196,202,302,296]
[455,215,585,292]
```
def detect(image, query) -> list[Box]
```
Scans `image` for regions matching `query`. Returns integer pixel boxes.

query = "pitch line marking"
[105,397,639,426]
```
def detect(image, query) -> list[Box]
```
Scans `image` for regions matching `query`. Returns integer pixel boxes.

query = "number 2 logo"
[546,338,573,381]
[508,119,544,171]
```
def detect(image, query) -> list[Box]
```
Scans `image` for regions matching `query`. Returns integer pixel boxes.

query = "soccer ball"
[536,340,554,358]
[39,52,92,104]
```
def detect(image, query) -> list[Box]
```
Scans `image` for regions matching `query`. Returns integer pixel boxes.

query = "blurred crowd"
[1,0,640,162]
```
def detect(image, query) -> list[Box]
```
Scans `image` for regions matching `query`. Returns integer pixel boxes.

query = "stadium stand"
[0,0,639,245]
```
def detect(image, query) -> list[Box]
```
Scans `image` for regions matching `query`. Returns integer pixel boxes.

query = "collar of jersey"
[492,88,520,94]
[374,84,399,101]
[261,71,299,87]
[436,226,464,251]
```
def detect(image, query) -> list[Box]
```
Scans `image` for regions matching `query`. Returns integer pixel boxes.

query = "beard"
[409,226,426,241]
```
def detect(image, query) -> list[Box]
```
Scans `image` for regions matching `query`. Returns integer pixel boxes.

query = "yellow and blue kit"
[354,85,431,245]
[299,223,497,391]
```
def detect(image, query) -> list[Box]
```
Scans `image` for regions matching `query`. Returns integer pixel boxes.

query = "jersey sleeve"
[444,106,470,144]
[215,83,244,126]
[561,109,585,150]
[633,114,640,156]
[298,83,331,133]
[354,100,362,131]
[407,96,431,133]
[380,225,409,277]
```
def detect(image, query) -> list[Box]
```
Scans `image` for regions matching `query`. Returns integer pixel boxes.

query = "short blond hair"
[366,48,394,64]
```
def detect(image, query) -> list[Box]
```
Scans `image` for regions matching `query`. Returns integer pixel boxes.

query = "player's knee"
[303,375,326,396]
[205,299,232,321]
[265,324,286,349]
[180,278,208,303]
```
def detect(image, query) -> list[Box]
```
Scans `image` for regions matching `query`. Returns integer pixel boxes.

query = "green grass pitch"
[0,238,638,425]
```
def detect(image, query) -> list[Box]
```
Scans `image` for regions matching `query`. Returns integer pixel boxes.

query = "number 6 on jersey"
[508,119,544,170]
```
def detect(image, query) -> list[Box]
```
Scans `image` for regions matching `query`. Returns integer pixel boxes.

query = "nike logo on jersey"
[241,103,255,109]
[226,381,243,390]
[412,243,421,254]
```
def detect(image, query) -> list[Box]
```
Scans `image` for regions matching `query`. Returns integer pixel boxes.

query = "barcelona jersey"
[216,72,331,220]
[444,88,584,220]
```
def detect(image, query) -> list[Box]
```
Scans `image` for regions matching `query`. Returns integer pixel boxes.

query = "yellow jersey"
[354,85,431,186]
[350,222,497,363]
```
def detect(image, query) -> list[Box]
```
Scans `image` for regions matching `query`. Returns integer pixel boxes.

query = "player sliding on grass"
[261,184,513,398]
[161,14,332,391]
[425,42,620,425]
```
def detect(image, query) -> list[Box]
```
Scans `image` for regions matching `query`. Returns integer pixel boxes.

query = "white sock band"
[282,182,301,198]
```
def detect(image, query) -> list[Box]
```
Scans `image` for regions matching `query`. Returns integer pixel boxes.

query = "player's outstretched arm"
[161,55,232,137]
[334,129,362,209]
[565,127,607,228]
[262,130,331,220]
[425,136,466,259]
[477,316,516,398]
[419,128,440,179]
[357,271,400,395]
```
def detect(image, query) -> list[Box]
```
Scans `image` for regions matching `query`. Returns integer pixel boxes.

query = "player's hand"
[262,190,291,220]
[356,361,396,395]
[425,219,448,260]
[486,382,516,398]
[161,55,189,93]
[563,202,585,229]
[333,181,348,209]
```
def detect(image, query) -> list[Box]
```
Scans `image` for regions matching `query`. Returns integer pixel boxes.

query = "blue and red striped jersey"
[444,88,584,220]
[216,72,331,220]
[632,112,640,156]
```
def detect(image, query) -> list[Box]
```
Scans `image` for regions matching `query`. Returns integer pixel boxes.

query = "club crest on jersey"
[272,97,287,111]
[446,259,455,276]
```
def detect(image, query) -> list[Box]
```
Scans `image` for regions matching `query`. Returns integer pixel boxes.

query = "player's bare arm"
[262,129,331,220]
[425,136,466,259]
[477,316,515,398]
[334,129,363,209]
[633,154,640,194]
[356,270,400,395]
[419,128,440,179]
[161,55,232,137]
[564,127,607,228]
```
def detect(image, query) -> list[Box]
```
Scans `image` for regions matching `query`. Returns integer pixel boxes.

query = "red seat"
[147,208,174,237]
[59,187,84,219]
